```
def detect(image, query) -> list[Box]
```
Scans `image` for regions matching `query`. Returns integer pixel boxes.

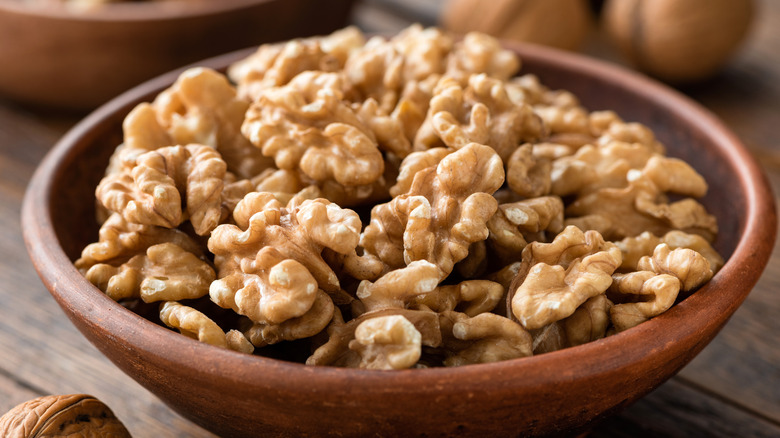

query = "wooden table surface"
[1,1,778,437]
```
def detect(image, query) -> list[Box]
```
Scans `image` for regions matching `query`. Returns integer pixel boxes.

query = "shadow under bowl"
[22,42,777,437]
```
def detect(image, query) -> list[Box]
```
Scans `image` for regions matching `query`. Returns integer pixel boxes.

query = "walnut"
[510,226,622,330]
[228,26,364,100]
[208,192,361,296]
[616,230,724,273]
[349,314,423,370]
[306,308,441,368]
[565,171,717,241]
[603,0,754,83]
[85,242,215,303]
[487,196,564,262]
[445,32,520,82]
[0,394,131,438]
[410,280,504,317]
[243,290,334,346]
[637,243,714,292]
[414,75,544,161]
[343,25,452,113]
[439,311,533,367]
[159,301,228,349]
[139,67,273,179]
[97,144,228,236]
[506,143,552,197]
[531,294,612,354]
[355,260,441,314]
[389,147,450,197]
[75,213,204,273]
[442,0,593,52]
[358,143,503,279]
[608,271,680,332]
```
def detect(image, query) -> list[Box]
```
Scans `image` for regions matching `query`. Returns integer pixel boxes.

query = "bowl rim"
[0,0,275,22]
[21,42,777,393]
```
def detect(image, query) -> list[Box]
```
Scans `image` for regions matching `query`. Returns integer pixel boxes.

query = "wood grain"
[1,0,779,437]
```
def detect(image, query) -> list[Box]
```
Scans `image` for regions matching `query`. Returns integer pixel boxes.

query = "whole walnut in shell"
[0,394,131,437]
[442,0,593,51]
[603,0,754,83]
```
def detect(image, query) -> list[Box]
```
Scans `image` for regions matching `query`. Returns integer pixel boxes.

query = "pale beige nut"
[353,98,413,158]
[355,260,441,314]
[243,290,334,346]
[97,144,227,236]
[410,279,504,317]
[226,329,255,354]
[85,242,215,303]
[152,67,274,179]
[637,243,714,292]
[344,25,452,113]
[75,213,205,273]
[210,248,319,325]
[506,143,552,198]
[446,31,520,82]
[389,147,451,197]
[414,75,544,161]
[565,173,718,241]
[608,271,681,332]
[299,123,385,186]
[159,301,228,348]
[358,143,504,279]
[228,26,364,100]
[550,142,656,197]
[0,394,131,438]
[348,314,423,370]
[306,308,441,367]
[596,120,666,155]
[616,230,724,273]
[530,294,612,354]
[487,196,565,262]
[439,311,533,367]
[209,192,361,296]
[511,226,622,330]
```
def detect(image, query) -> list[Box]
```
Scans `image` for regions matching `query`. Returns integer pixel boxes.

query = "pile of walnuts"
[76,25,722,369]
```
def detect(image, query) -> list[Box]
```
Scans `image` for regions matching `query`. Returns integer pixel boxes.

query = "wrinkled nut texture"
[349,314,423,370]
[506,143,552,198]
[86,242,215,303]
[440,311,532,367]
[487,196,564,261]
[616,230,724,273]
[307,308,441,367]
[97,144,227,236]
[637,243,713,292]
[446,31,520,82]
[0,394,131,438]
[531,294,613,355]
[209,192,361,295]
[609,271,680,332]
[360,143,503,278]
[244,290,334,346]
[159,301,228,349]
[511,226,622,330]
[411,279,504,317]
[415,74,544,161]
[228,26,364,101]
[144,67,273,179]
[75,213,204,273]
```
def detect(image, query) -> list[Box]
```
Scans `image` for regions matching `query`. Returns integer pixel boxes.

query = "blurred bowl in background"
[0,0,354,111]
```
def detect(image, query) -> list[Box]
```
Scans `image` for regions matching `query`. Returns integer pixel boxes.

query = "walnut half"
[0,394,132,437]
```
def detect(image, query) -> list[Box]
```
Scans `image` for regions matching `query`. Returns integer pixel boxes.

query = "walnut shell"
[441,0,593,51]
[0,394,132,438]
[603,0,754,83]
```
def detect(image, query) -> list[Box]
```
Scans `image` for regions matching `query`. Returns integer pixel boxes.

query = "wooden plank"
[0,369,42,415]
[591,378,780,438]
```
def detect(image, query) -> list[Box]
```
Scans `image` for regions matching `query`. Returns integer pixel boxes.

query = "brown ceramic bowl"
[22,43,777,437]
[0,0,353,111]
